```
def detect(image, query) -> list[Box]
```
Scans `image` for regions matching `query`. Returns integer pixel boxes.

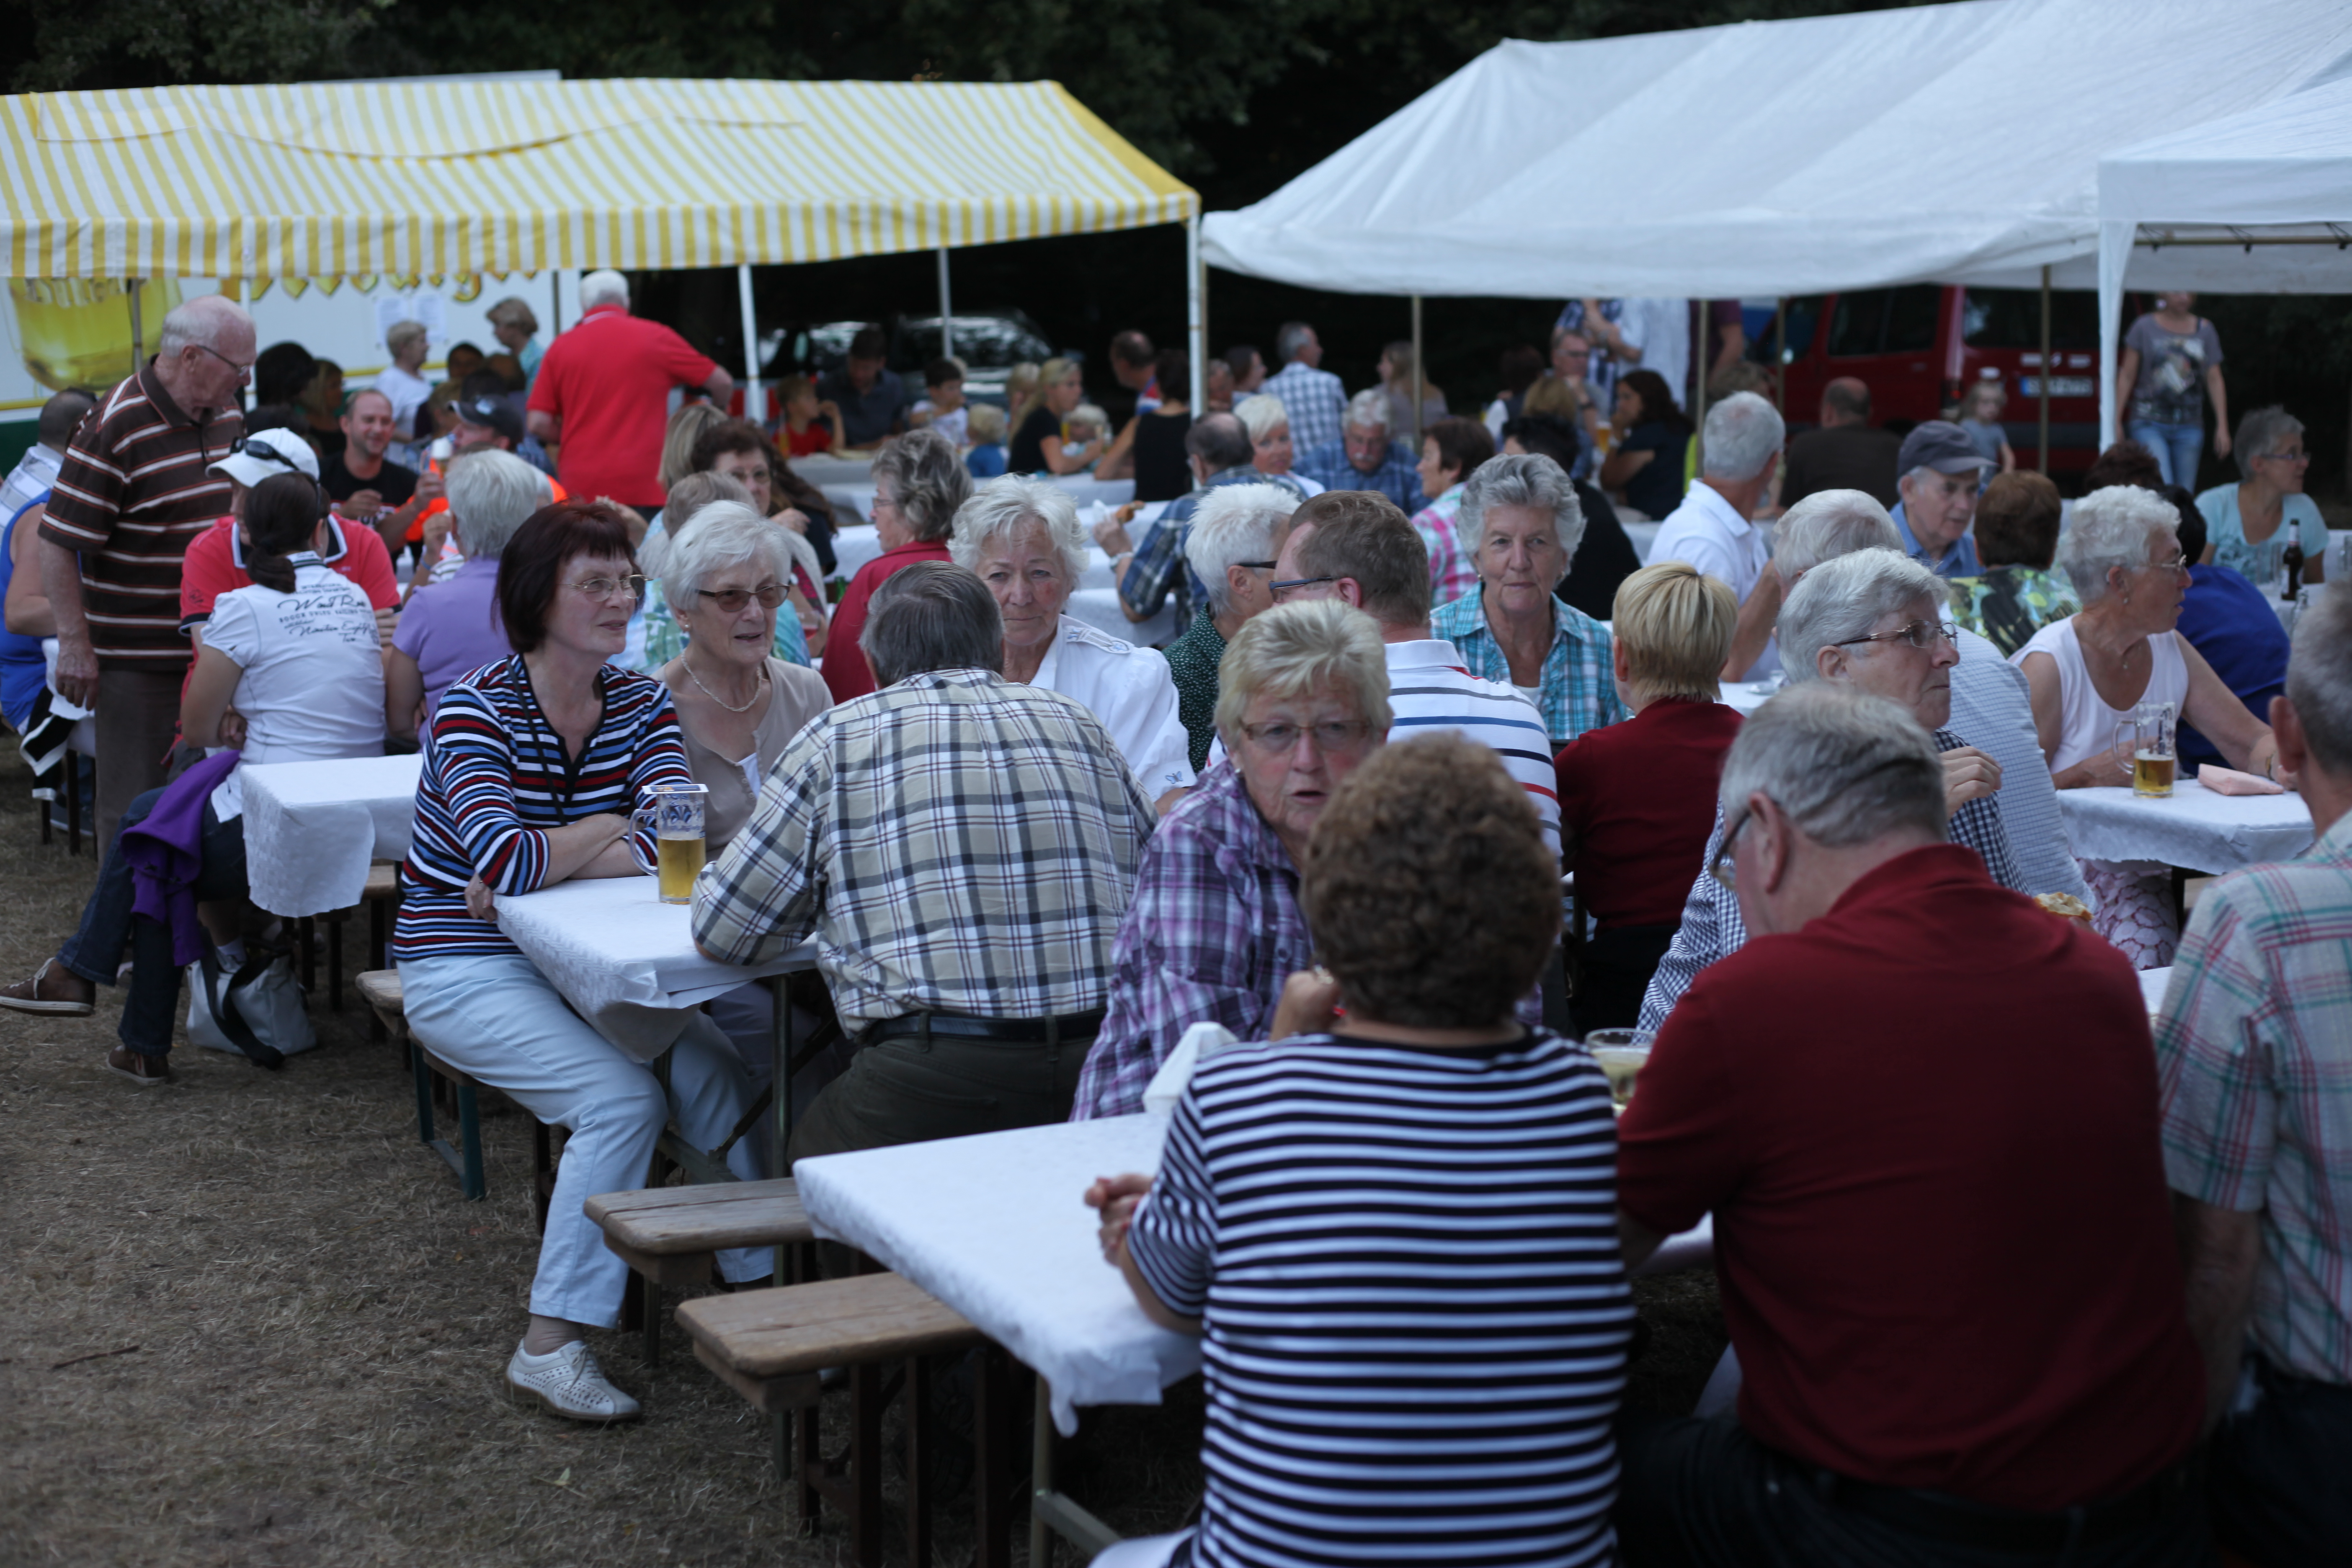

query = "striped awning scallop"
[0,78,1197,279]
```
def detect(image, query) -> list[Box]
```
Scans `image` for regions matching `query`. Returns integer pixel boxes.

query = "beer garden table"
[236,755,423,918]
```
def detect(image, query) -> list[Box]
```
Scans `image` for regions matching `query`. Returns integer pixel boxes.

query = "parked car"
[1769,284,2106,476]
[790,311,1061,405]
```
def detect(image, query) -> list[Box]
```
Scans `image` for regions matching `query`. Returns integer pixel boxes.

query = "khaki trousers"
[94,667,185,852]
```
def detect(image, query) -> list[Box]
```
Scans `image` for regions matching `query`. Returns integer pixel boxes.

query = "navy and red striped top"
[393,654,691,960]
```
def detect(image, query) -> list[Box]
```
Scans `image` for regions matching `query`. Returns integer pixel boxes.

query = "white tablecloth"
[494,876,814,1060]
[2056,779,2313,876]
[1722,676,1782,717]
[239,755,423,917]
[1624,520,1663,564]
[796,1112,1202,1436]
[2140,967,2172,1016]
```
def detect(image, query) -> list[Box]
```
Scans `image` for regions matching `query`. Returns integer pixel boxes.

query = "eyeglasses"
[1834,619,1957,651]
[1236,719,1374,757]
[2143,555,2191,576]
[2256,449,2311,464]
[191,342,256,377]
[696,583,787,612]
[1269,574,1338,601]
[567,574,647,603]
[1235,560,1279,572]
[1709,810,1753,890]
[231,434,302,470]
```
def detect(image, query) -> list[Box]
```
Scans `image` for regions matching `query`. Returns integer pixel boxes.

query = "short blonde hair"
[1237,394,1290,443]
[485,297,539,335]
[1068,402,1109,434]
[660,401,727,490]
[1613,562,1737,705]
[385,320,428,355]
[1214,599,1393,743]
[966,403,1008,444]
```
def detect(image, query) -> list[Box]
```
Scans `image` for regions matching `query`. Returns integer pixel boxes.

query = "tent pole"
[1411,294,1425,447]
[128,279,143,363]
[1186,214,1206,416]
[1691,298,1710,476]
[936,248,954,361]
[1772,299,1786,411]
[736,263,765,427]
[2037,264,2052,475]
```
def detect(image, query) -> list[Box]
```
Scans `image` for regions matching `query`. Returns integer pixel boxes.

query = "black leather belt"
[863,1009,1106,1046]
[1814,1457,2197,1554]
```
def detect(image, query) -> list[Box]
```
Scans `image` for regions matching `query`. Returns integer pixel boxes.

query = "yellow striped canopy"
[0,78,1197,279]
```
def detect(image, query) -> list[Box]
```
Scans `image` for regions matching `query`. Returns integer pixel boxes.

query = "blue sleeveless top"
[0,493,52,729]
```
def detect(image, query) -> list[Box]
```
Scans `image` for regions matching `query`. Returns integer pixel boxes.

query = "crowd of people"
[0,278,2345,1568]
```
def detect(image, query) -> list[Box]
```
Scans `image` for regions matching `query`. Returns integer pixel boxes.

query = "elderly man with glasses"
[1291,389,1427,514]
[1613,682,2212,1568]
[1639,548,2026,1031]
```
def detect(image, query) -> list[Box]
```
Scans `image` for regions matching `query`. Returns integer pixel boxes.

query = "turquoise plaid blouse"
[1432,585,1627,746]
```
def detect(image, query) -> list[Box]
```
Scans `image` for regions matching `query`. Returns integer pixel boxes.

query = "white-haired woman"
[1238,394,1323,495]
[658,505,833,851]
[1430,452,1628,746]
[387,449,551,736]
[2195,406,2327,587]
[1165,482,1301,769]
[1008,357,1099,477]
[950,475,1195,807]
[634,476,809,671]
[2015,485,2289,966]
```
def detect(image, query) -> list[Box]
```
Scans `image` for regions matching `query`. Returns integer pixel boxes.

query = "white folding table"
[229,754,424,918]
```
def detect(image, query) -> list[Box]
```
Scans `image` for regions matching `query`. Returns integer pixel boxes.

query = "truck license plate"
[2019,376,2093,397]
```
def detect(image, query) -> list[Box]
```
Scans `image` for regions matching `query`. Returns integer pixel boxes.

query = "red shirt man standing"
[1614,683,2210,1566]
[525,270,733,511]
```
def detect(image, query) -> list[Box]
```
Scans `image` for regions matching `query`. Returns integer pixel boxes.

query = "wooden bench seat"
[363,967,558,1227]
[587,1177,816,1361]
[678,1273,996,1567]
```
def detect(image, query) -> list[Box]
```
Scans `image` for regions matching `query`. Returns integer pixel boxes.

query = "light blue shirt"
[1892,499,1983,578]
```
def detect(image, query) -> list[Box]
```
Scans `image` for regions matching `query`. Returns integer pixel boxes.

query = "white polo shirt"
[1648,478,1780,680]
[1033,615,1197,799]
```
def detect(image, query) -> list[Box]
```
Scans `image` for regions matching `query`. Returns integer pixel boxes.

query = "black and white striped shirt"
[1127,1030,1631,1568]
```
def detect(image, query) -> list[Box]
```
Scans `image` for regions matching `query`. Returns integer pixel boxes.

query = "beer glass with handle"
[2116,701,2176,799]
[631,782,709,903]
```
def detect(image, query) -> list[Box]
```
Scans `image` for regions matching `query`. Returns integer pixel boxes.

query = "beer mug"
[2115,701,2176,799]
[630,782,709,904]
[1584,1027,1656,1109]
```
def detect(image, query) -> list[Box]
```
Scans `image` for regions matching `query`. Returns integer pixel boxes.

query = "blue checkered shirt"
[1119,466,1300,621]
[1431,586,1629,747]
[1293,437,1425,515]
[1259,362,1348,454]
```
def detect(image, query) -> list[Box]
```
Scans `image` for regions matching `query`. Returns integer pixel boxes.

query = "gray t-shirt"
[2124,315,2223,427]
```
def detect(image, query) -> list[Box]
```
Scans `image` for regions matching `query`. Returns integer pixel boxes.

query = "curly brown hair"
[1302,735,1559,1028]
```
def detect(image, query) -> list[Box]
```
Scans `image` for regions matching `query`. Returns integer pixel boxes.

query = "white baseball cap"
[211,427,321,488]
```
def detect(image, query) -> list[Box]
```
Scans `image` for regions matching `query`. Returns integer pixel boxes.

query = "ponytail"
[242,472,326,594]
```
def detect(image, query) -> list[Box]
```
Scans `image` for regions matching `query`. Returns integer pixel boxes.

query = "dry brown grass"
[0,747,1723,1567]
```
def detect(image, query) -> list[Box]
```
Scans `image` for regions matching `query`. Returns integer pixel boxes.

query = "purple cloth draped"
[121,749,242,967]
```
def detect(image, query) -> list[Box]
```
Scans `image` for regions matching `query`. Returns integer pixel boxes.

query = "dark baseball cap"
[1898,420,1994,476]
[455,394,524,444]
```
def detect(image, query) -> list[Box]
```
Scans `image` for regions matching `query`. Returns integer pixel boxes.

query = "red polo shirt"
[1553,697,1742,929]
[822,539,954,703]
[525,305,717,507]
[1617,844,2203,1512]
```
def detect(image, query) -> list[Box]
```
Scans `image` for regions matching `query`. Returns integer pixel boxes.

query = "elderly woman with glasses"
[951,475,1195,807]
[1430,452,1629,747]
[1638,548,2029,1031]
[394,499,766,1427]
[2014,485,2288,966]
[2195,406,2327,587]
[1073,598,1391,1119]
[822,429,972,703]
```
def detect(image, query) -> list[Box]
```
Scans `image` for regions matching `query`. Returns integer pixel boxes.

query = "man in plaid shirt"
[694,562,1156,1163]
[2158,590,2352,1566]
[1292,390,1426,516]
[1258,322,1348,456]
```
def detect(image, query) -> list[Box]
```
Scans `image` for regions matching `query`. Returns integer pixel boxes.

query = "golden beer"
[1591,1047,1650,1109]
[2132,749,2176,799]
[655,831,706,904]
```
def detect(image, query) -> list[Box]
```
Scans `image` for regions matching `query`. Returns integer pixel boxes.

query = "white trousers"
[400,952,768,1326]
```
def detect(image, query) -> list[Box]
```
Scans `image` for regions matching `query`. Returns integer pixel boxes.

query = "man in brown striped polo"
[41,294,254,848]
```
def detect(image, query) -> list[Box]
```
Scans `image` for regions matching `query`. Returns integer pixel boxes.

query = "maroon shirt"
[1554,697,1742,929]
[1618,844,2204,1511]
[822,539,953,704]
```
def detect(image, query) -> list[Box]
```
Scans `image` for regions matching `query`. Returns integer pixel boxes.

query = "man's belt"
[862,1009,1107,1046]
[1814,1457,2197,1554]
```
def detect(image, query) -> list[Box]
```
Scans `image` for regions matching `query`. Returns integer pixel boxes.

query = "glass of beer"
[2114,701,2177,799]
[629,783,709,904]
[1584,1027,1656,1109]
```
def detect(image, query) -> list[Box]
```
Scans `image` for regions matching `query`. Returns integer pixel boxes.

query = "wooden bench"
[585,1179,815,1362]
[361,967,558,1225]
[303,863,402,1014]
[677,1272,1001,1568]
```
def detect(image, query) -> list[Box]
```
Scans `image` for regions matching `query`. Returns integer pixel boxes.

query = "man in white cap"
[1890,420,1997,578]
[524,270,734,513]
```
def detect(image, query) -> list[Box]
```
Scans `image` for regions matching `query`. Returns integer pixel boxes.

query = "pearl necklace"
[683,653,767,714]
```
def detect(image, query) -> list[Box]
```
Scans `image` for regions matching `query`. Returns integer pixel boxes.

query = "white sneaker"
[505,1340,642,1424]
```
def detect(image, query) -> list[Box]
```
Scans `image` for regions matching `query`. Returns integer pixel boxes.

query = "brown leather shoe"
[0,959,95,1016]
[106,1048,172,1086]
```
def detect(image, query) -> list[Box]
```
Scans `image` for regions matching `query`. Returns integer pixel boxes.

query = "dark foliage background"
[7,0,2346,495]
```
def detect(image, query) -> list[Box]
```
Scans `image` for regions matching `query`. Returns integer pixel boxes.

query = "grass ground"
[0,748,1725,1567]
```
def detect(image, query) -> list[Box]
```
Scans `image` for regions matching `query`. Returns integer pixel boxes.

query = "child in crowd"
[964,403,1009,479]
[776,374,846,458]
[1063,403,1110,473]
[910,357,970,446]
[1959,374,2017,473]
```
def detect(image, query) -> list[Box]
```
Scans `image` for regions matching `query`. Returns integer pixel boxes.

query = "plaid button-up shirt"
[1293,436,1426,516]
[691,668,1157,1033]
[1071,759,1313,1120]
[1432,585,1630,746]
[1411,485,1482,609]
[1259,361,1348,454]
[2156,810,2352,1385]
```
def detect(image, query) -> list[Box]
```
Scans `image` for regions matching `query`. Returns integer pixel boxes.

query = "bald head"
[158,294,254,355]
[1821,377,1872,427]
[152,294,256,412]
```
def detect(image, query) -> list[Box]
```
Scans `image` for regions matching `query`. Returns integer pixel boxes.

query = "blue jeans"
[2127,420,2204,489]
[58,785,249,1058]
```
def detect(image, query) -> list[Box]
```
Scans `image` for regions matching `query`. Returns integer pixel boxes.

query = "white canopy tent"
[2095,73,2352,446]
[1204,0,2352,302]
